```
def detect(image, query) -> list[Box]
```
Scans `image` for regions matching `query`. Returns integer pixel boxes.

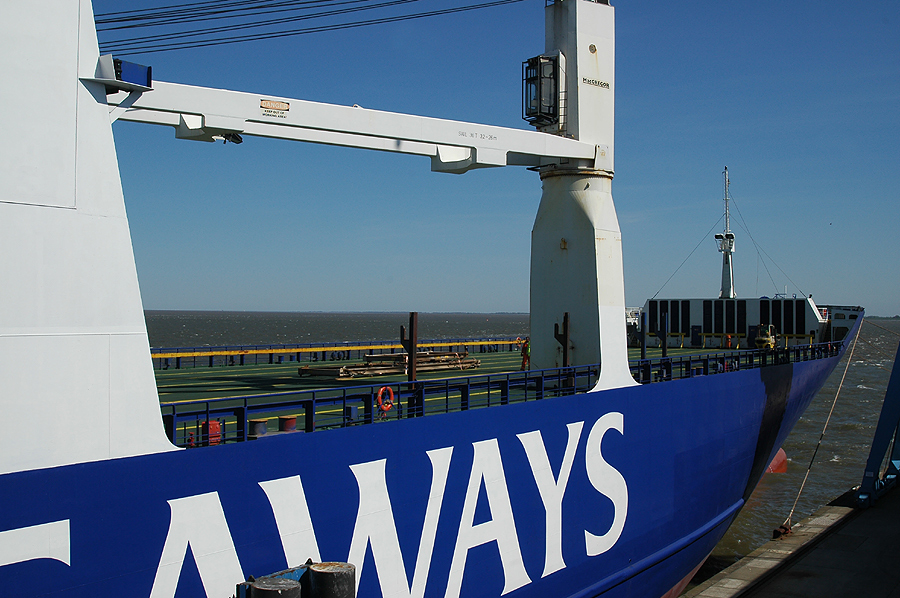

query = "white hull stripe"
[0,520,70,567]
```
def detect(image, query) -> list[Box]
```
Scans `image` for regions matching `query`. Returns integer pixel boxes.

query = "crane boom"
[104,81,602,174]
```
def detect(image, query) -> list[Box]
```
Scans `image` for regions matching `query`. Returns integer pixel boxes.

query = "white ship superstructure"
[642,170,859,349]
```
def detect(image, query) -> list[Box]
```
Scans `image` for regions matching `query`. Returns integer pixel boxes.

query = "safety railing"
[160,341,843,448]
[629,342,842,384]
[161,364,598,447]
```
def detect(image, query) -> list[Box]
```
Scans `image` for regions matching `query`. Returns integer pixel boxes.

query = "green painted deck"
[154,346,701,404]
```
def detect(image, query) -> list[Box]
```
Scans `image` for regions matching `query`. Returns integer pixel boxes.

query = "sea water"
[143,311,899,575]
[144,311,529,349]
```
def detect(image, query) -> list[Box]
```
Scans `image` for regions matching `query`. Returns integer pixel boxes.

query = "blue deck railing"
[160,342,842,448]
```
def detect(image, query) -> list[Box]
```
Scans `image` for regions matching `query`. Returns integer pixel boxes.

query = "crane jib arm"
[101,80,604,174]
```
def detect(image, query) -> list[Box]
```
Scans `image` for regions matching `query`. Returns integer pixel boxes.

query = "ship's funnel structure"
[527,0,636,389]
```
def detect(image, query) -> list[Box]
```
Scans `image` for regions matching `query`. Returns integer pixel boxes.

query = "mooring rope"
[781,322,862,530]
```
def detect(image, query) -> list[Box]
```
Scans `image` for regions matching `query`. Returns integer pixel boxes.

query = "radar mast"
[715,167,736,299]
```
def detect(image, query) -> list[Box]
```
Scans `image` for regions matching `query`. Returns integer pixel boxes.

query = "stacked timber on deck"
[298,351,480,380]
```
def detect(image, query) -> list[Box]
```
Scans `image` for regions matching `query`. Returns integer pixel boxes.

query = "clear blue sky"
[94,0,900,316]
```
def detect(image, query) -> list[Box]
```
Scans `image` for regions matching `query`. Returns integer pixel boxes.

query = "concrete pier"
[684,486,900,597]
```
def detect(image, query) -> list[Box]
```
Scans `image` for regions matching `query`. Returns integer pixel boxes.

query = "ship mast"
[715,167,736,299]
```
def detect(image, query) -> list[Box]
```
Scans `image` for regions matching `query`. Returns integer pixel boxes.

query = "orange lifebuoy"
[376,386,394,416]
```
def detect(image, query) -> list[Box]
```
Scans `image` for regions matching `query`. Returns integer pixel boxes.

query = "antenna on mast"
[714,166,736,299]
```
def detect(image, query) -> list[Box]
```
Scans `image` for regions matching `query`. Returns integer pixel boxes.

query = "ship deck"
[154,344,709,403]
[156,344,524,403]
[155,339,841,448]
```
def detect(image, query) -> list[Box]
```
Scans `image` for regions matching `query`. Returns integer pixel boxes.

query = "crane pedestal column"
[529,168,635,391]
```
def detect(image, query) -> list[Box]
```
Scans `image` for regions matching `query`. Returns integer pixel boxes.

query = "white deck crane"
[0,0,633,476]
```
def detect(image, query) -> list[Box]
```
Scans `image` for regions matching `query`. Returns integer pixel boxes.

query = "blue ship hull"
[0,330,856,598]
